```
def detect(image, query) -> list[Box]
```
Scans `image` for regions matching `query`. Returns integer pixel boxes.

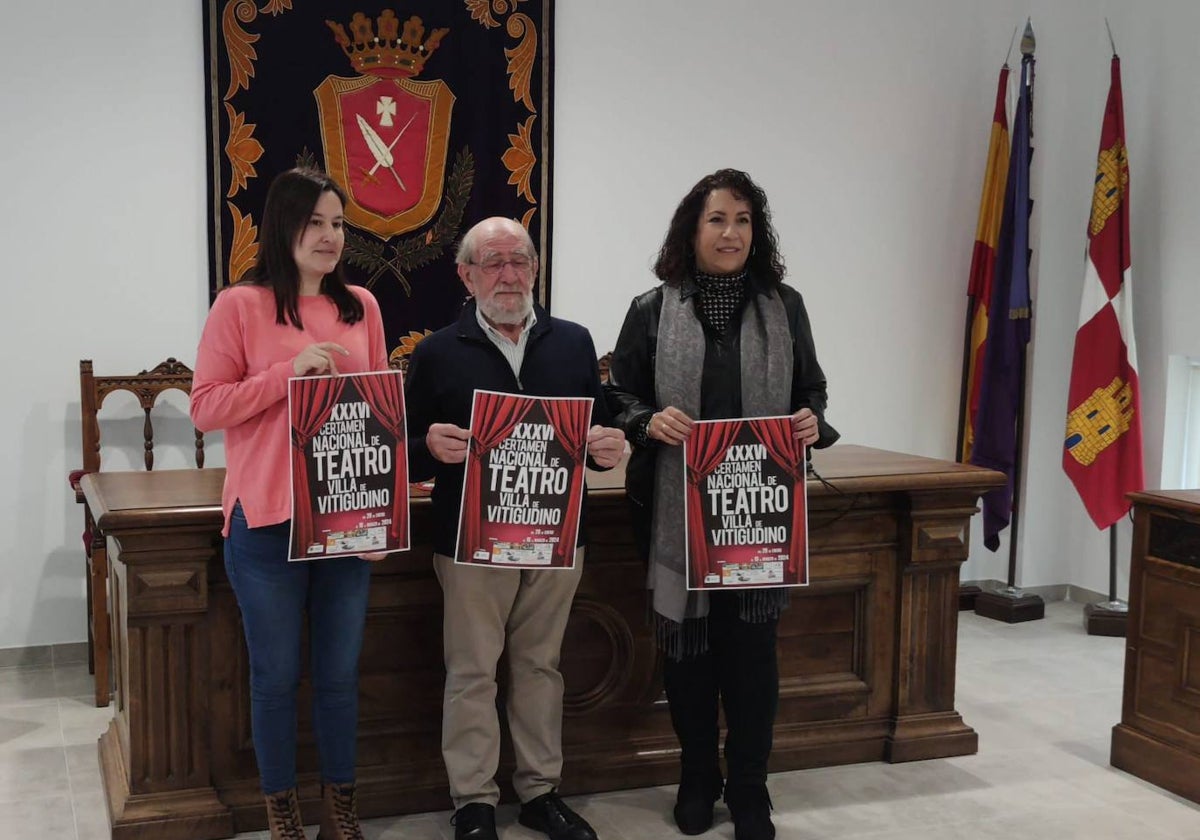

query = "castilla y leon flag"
[1063,56,1144,529]
[959,65,1011,463]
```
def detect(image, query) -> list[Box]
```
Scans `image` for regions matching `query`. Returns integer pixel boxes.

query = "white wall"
[3,1,1198,649]
[0,1,211,648]
[555,0,1200,596]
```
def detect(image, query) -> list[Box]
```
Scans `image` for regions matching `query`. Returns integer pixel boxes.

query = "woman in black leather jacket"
[605,169,837,840]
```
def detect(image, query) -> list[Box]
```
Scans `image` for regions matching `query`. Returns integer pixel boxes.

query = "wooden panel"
[1138,564,1200,648]
[1184,625,1200,699]
[83,445,999,838]
[129,566,206,614]
[1149,513,1200,569]
[1112,491,1200,806]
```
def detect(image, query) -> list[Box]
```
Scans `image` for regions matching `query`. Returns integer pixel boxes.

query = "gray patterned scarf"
[649,280,793,658]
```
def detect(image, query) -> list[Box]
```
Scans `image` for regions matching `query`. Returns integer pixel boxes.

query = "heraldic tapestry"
[204,1,553,366]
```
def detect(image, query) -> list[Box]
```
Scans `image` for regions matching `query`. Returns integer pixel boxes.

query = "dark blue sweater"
[404,300,613,557]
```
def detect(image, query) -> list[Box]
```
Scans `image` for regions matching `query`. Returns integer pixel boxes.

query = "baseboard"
[52,641,90,664]
[960,580,1110,605]
[1062,584,1111,604]
[0,641,89,669]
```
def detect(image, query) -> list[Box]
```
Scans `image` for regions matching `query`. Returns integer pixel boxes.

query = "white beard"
[477,291,533,326]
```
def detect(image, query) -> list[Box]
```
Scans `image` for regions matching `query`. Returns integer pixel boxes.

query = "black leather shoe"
[452,802,498,840]
[673,768,724,835]
[518,790,598,840]
[725,784,775,840]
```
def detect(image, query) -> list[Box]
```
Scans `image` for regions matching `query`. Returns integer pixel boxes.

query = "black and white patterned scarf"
[695,270,747,334]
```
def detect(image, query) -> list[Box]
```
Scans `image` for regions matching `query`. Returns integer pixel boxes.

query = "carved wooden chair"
[68,358,203,706]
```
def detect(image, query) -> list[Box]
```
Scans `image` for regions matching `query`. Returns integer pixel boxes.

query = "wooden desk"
[1111,490,1200,804]
[82,444,1003,839]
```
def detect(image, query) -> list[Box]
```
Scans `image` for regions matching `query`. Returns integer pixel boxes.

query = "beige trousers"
[433,549,584,809]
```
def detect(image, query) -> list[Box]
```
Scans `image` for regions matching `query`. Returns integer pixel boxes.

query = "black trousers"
[662,591,779,788]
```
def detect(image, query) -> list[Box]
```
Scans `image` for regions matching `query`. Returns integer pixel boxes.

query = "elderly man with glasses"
[405,217,626,840]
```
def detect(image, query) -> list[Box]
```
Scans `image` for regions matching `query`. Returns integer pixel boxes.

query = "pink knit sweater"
[191,284,388,536]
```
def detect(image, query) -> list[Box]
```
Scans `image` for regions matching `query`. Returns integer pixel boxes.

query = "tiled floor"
[2,601,1197,839]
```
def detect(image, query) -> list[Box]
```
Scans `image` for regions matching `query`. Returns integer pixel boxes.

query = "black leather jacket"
[605,276,839,518]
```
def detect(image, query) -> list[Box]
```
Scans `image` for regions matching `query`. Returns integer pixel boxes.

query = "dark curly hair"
[653,168,786,287]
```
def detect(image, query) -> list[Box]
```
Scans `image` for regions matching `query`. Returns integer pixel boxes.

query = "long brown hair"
[245,168,363,328]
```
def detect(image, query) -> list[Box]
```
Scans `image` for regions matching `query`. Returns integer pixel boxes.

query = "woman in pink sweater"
[191,168,388,840]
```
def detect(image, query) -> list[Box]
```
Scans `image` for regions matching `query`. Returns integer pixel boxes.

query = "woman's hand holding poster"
[288,370,409,560]
[684,416,808,590]
[455,390,593,569]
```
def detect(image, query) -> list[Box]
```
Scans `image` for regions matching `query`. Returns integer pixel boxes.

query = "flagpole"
[955,299,985,610]
[1084,522,1129,635]
[975,334,1045,623]
[972,19,1045,624]
[1110,523,1117,599]
[1004,341,1027,590]
[955,313,974,464]
[955,312,985,610]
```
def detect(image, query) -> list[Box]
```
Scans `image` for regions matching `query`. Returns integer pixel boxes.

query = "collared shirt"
[475,305,537,385]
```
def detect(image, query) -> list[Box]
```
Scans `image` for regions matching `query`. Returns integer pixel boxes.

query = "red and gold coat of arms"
[317,12,454,238]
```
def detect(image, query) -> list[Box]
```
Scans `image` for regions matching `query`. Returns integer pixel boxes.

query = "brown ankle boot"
[317,782,365,840]
[264,788,305,840]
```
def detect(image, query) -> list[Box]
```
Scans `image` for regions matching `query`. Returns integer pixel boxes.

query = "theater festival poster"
[288,370,409,560]
[684,416,808,590]
[455,390,593,569]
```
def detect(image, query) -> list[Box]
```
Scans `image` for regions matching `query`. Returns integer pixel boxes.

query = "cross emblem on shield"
[315,74,455,238]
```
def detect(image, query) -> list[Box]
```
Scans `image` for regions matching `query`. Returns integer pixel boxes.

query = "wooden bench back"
[79,357,204,474]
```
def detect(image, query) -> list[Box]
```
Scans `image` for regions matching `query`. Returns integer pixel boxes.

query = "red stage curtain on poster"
[461,392,535,558]
[686,421,745,588]
[355,372,409,543]
[749,418,808,581]
[542,399,590,563]
[290,377,347,552]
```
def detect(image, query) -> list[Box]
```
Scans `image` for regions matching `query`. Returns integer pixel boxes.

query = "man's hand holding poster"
[288,370,409,560]
[455,390,593,569]
[684,416,808,590]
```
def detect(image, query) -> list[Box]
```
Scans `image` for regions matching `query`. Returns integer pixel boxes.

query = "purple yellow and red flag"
[970,41,1034,552]
[960,66,1011,462]
[1063,56,1144,529]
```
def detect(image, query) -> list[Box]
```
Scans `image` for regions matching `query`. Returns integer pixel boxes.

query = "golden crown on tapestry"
[326,11,449,79]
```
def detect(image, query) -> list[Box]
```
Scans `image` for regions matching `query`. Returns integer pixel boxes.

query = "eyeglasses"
[471,256,533,276]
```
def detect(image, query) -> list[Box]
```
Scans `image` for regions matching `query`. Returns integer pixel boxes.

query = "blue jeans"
[224,503,371,794]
